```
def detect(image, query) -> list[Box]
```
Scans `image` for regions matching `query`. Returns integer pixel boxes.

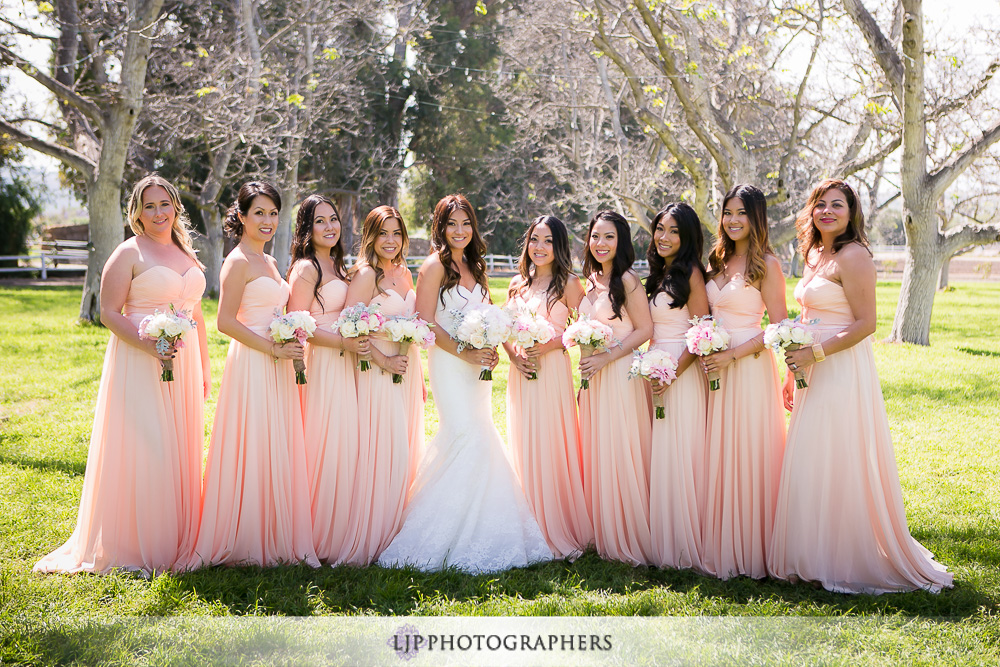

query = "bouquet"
[562,312,615,390]
[506,304,557,380]
[627,348,679,419]
[383,315,435,383]
[138,305,197,382]
[685,315,731,391]
[764,316,815,389]
[268,310,317,384]
[335,304,385,371]
[451,304,512,381]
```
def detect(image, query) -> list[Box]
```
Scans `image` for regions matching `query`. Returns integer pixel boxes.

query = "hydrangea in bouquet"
[506,304,557,380]
[627,348,679,419]
[451,304,512,381]
[383,315,435,383]
[764,316,815,389]
[139,305,197,382]
[685,315,731,391]
[268,310,318,384]
[335,304,385,371]
[562,312,615,390]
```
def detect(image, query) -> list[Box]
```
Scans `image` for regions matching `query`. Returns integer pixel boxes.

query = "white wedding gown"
[377,284,553,573]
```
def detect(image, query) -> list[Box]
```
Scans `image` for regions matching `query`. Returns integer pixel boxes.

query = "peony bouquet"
[764,316,815,389]
[451,304,512,381]
[685,315,731,391]
[139,305,197,382]
[268,310,318,384]
[627,348,679,419]
[335,304,385,371]
[506,304,557,380]
[383,315,435,383]
[562,312,615,390]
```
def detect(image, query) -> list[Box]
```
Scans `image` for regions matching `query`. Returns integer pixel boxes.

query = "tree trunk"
[81,176,126,322]
[194,206,225,298]
[887,209,943,346]
[937,255,950,290]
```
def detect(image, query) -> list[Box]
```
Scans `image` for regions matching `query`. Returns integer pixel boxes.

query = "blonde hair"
[126,174,204,269]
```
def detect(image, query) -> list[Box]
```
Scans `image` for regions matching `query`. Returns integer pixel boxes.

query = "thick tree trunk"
[937,255,950,290]
[194,206,225,298]
[81,176,126,323]
[887,208,943,345]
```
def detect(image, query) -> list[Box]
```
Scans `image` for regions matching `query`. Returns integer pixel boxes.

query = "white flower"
[469,332,487,348]
[341,321,358,337]
[790,326,808,344]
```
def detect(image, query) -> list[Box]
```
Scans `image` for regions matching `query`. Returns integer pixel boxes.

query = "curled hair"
[645,202,706,308]
[352,205,409,296]
[708,183,772,285]
[223,181,282,241]
[287,194,347,312]
[582,210,634,320]
[508,215,574,312]
[126,173,204,269]
[430,194,490,304]
[796,179,871,265]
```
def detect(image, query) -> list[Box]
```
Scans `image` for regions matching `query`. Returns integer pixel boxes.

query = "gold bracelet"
[811,343,826,363]
[270,342,279,363]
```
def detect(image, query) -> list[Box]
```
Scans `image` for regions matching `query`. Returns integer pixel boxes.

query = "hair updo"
[223,181,282,240]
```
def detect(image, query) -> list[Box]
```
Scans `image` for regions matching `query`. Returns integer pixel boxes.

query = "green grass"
[1,279,999,664]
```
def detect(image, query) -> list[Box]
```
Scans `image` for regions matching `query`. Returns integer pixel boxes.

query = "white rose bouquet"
[562,312,615,390]
[685,315,731,391]
[451,304,512,381]
[335,304,385,372]
[627,348,679,419]
[382,315,436,383]
[764,316,816,389]
[268,310,318,384]
[138,305,197,382]
[505,304,557,380]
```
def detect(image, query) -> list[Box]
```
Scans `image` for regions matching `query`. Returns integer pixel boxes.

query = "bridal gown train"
[377,284,552,573]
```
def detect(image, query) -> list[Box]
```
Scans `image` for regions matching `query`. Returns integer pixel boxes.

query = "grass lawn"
[1,279,999,665]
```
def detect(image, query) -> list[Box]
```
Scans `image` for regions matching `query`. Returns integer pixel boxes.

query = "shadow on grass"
[0,451,86,477]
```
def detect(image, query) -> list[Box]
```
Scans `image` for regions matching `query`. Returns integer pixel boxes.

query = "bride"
[377,194,552,573]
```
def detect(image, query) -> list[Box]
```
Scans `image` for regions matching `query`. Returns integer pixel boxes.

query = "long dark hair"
[223,181,282,241]
[582,210,634,320]
[430,194,490,304]
[352,205,409,296]
[645,202,706,308]
[508,215,574,311]
[707,183,771,284]
[796,178,870,265]
[287,194,347,311]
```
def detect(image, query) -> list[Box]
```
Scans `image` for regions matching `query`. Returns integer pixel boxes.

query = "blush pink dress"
[579,284,653,566]
[187,276,318,568]
[506,291,593,560]
[702,275,785,580]
[300,278,359,564]
[34,265,206,574]
[768,277,953,593]
[648,293,708,571]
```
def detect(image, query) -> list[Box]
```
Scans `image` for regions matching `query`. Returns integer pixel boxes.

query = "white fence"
[0,240,89,279]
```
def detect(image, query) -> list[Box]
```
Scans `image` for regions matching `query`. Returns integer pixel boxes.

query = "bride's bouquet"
[268,310,318,384]
[685,315,731,391]
[505,304,557,380]
[764,316,815,389]
[451,304,513,381]
[335,304,385,371]
[627,348,679,419]
[139,305,197,381]
[383,315,435,383]
[562,312,615,390]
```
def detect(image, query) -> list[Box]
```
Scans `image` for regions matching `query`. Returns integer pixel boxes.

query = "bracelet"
[811,343,826,363]
[270,342,279,363]
[753,338,763,358]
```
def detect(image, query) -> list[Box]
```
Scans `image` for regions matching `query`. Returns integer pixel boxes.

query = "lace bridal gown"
[377,284,553,573]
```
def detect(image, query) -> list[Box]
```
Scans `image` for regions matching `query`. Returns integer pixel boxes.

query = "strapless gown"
[506,292,593,560]
[187,276,318,568]
[648,295,708,571]
[702,275,785,579]
[377,284,552,573]
[579,286,653,566]
[768,277,953,593]
[34,265,206,574]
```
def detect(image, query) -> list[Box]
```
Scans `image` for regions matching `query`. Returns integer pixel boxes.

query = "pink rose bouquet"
[627,348,679,419]
[685,315,731,391]
[268,310,318,384]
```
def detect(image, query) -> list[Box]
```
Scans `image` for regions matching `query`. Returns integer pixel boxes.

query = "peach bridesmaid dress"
[768,278,953,593]
[648,294,708,571]
[341,287,424,565]
[34,266,205,574]
[188,277,318,568]
[579,285,653,566]
[506,292,593,560]
[702,275,785,580]
[300,279,359,564]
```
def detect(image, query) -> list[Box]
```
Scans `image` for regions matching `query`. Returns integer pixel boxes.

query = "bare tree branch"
[0,117,96,180]
[0,44,106,129]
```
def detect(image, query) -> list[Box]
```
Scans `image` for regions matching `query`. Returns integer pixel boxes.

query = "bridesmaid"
[341,205,424,565]
[699,183,787,580]
[645,202,710,572]
[188,181,318,568]
[286,194,368,564]
[504,215,593,560]
[35,174,209,574]
[768,179,953,593]
[578,210,654,566]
